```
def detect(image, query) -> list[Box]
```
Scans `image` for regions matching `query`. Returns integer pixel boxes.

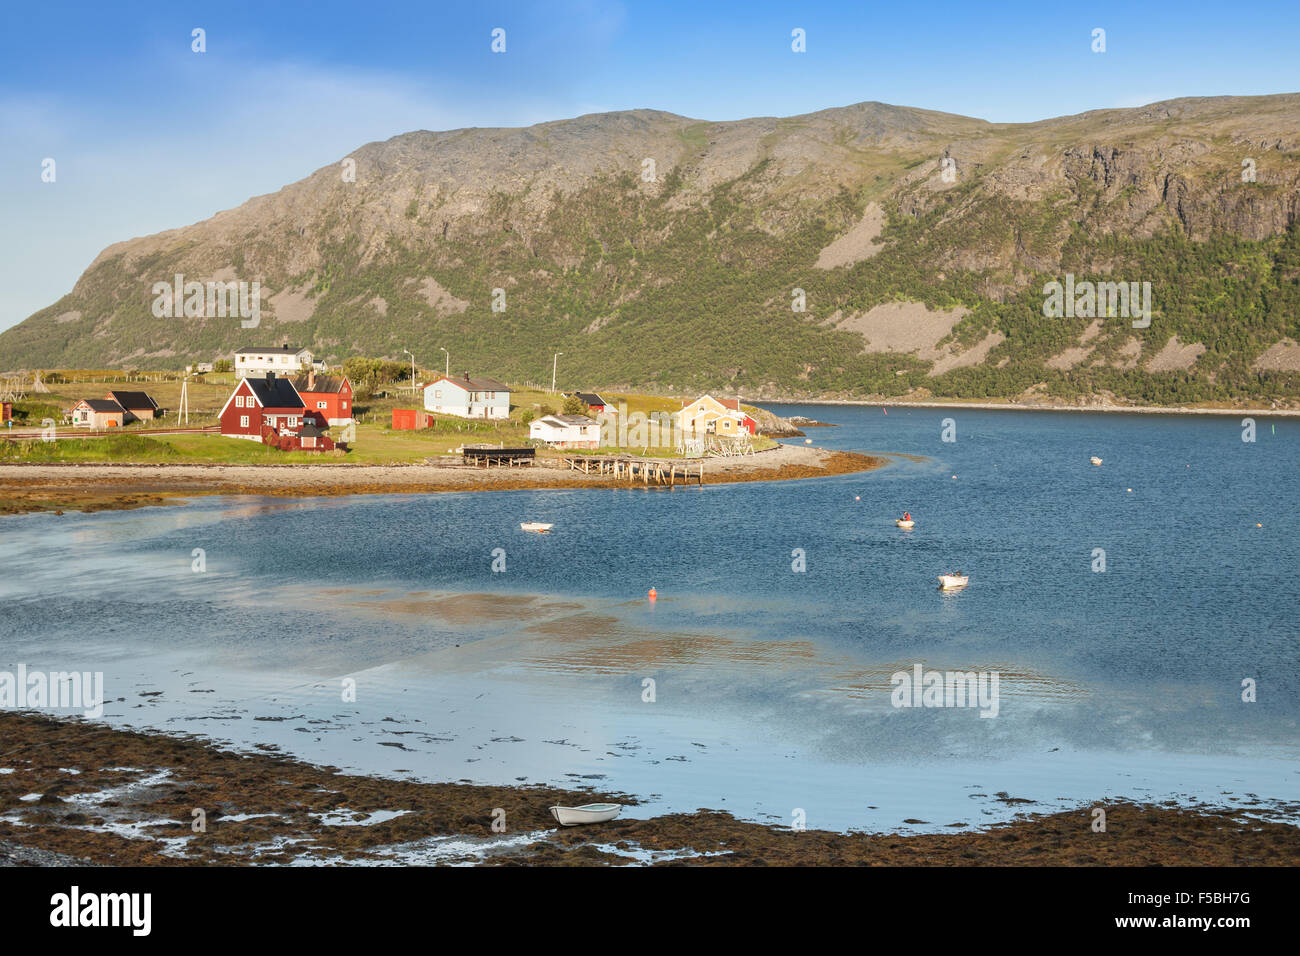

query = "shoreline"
[1,713,1295,866]
[756,398,1300,417]
[0,445,886,517]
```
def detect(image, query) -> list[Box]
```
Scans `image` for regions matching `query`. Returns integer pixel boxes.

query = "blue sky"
[1,0,1297,333]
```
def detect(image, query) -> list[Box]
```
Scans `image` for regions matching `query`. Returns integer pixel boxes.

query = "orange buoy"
[648,588,657,601]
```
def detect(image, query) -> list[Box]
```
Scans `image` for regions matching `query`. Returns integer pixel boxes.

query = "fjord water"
[1,406,1297,832]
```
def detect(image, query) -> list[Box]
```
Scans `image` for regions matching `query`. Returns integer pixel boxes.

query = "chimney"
[282,342,289,349]
[308,368,316,390]
[266,371,275,382]
[464,372,470,381]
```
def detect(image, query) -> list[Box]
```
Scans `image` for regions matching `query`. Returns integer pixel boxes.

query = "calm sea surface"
[1,405,1297,831]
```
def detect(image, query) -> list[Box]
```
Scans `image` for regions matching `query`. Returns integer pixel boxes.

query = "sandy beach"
[1,713,1295,866]
[0,445,885,516]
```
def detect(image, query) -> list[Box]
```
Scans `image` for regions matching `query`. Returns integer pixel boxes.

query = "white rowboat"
[520,522,553,533]
[938,573,969,590]
[895,519,915,529]
[549,803,622,826]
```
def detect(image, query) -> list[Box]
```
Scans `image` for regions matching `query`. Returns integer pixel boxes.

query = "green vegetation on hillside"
[3,97,1298,407]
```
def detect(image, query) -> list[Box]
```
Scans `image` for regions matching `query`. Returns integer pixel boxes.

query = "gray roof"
[436,374,509,391]
[541,414,598,426]
[290,374,347,394]
[80,399,124,413]
[244,374,304,409]
[235,345,308,355]
[106,390,159,411]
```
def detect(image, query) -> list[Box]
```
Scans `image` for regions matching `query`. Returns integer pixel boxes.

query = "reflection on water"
[1,405,1298,831]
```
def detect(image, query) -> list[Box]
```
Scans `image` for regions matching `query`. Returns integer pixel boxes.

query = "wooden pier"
[462,445,535,467]
[560,455,704,486]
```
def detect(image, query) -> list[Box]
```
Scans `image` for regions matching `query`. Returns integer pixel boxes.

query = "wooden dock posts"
[462,446,536,467]
[561,455,704,487]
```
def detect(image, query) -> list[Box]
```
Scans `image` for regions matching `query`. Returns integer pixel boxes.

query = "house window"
[234,395,243,408]
[288,417,297,427]
[316,401,327,409]
[342,401,348,410]
[240,415,249,427]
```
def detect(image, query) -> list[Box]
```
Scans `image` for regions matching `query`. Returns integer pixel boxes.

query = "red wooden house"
[291,372,353,426]
[219,373,308,441]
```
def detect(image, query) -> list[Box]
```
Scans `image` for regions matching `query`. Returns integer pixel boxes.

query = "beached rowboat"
[520,522,553,533]
[895,519,915,529]
[938,573,969,590]
[549,803,622,826]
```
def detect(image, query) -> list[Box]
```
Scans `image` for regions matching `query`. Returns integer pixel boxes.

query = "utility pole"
[439,346,449,378]
[177,375,190,425]
[552,352,563,394]
[403,349,416,392]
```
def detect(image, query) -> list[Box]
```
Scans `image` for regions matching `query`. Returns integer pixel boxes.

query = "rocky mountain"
[3,94,1299,405]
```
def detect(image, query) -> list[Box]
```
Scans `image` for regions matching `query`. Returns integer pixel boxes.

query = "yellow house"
[676,395,757,437]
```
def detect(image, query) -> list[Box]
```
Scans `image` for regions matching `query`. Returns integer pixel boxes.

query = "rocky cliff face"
[2,94,1298,405]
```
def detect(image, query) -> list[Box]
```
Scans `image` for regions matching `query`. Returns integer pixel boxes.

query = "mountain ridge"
[3,93,1299,405]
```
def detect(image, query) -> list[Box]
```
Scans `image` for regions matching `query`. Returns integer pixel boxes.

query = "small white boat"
[520,522,553,533]
[895,519,915,529]
[1090,456,1103,466]
[549,803,622,826]
[938,573,969,590]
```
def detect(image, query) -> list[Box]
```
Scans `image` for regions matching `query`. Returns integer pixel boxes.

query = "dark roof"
[574,392,607,406]
[290,374,347,394]
[106,390,158,410]
[235,345,307,355]
[80,399,124,413]
[437,374,509,391]
[244,375,304,409]
[297,421,326,437]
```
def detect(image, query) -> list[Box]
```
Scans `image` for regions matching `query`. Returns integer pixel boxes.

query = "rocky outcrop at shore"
[746,406,805,437]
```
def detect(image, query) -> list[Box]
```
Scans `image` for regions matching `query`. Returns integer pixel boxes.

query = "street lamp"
[552,352,563,394]
[402,349,415,392]
[439,346,449,378]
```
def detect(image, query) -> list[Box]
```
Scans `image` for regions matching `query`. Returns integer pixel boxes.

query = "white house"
[529,414,600,449]
[234,345,315,379]
[423,373,510,420]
